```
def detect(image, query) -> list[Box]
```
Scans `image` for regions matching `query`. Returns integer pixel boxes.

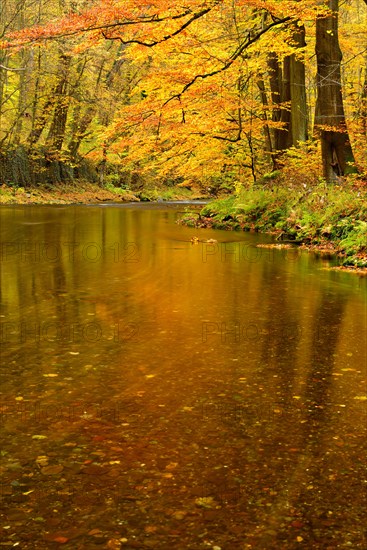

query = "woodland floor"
[0,182,208,205]
[0,182,137,204]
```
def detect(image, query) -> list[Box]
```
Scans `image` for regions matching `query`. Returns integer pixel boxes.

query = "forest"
[1,0,367,266]
[1,3,367,548]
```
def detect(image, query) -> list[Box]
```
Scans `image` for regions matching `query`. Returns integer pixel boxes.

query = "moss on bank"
[180,184,367,268]
[0,182,139,204]
[0,181,208,205]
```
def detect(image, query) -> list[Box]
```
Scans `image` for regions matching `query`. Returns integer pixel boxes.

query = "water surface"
[1,203,366,549]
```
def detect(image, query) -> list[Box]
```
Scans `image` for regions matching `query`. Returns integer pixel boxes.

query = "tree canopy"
[1,0,366,187]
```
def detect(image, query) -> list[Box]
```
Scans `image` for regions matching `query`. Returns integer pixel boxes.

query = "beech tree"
[315,0,358,181]
[1,0,366,185]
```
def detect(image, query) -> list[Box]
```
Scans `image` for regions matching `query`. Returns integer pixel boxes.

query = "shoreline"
[2,183,366,274]
[0,182,138,205]
[178,189,367,273]
[199,224,367,274]
[0,182,210,205]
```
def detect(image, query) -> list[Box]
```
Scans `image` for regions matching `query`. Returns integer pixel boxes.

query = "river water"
[1,203,366,549]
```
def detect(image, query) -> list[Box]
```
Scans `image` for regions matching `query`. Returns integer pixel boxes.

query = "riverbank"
[2,181,366,271]
[0,182,207,205]
[179,184,367,270]
[0,182,135,204]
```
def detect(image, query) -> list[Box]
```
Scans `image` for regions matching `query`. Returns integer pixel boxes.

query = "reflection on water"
[1,204,366,549]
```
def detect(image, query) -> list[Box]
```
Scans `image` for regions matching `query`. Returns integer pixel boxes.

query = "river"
[0,203,366,549]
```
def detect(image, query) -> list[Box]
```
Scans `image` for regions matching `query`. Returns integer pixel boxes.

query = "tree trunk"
[268,52,290,155]
[361,60,367,139]
[315,0,357,182]
[13,49,32,145]
[289,23,308,145]
[67,106,95,161]
[28,53,70,149]
[282,55,292,150]
[257,77,276,170]
[46,54,71,152]
[267,22,308,160]
[67,48,125,161]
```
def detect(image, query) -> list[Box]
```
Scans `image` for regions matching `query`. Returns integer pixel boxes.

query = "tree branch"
[163,16,292,106]
[102,5,218,47]
[0,63,25,71]
[5,3,221,46]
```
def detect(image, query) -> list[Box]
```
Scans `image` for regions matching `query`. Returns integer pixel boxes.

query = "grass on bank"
[0,181,138,204]
[181,183,367,267]
[0,181,203,204]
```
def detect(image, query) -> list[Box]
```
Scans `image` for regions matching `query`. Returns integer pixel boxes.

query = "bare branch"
[102,5,217,47]
[0,63,25,71]
[163,16,292,105]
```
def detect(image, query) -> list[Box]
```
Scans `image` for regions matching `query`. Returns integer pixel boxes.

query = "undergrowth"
[181,183,367,267]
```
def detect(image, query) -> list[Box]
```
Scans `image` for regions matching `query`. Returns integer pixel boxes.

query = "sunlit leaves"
[2,0,366,181]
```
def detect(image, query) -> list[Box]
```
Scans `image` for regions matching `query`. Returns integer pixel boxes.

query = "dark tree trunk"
[257,77,276,170]
[268,52,290,155]
[361,61,367,139]
[315,0,357,182]
[289,23,308,145]
[267,22,308,162]
[282,55,292,150]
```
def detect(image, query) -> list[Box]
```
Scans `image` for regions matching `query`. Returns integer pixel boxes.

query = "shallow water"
[1,203,366,549]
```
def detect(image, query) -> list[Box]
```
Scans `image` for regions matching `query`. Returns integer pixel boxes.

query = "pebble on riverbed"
[256,243,293,249]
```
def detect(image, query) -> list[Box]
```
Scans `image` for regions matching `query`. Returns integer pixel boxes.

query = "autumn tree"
[1,0,366,186]
[267,19,308,160]
[0,0,140,185]
[314,0,357,181]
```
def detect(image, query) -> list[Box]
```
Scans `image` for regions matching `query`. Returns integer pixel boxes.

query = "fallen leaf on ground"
[107,539,121,549]
[41,465,64,475]
[165,462,178,470]
[195,497,215,509]
[36,456,49,466]
[88,529,102,536]
[144,526,158,533]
